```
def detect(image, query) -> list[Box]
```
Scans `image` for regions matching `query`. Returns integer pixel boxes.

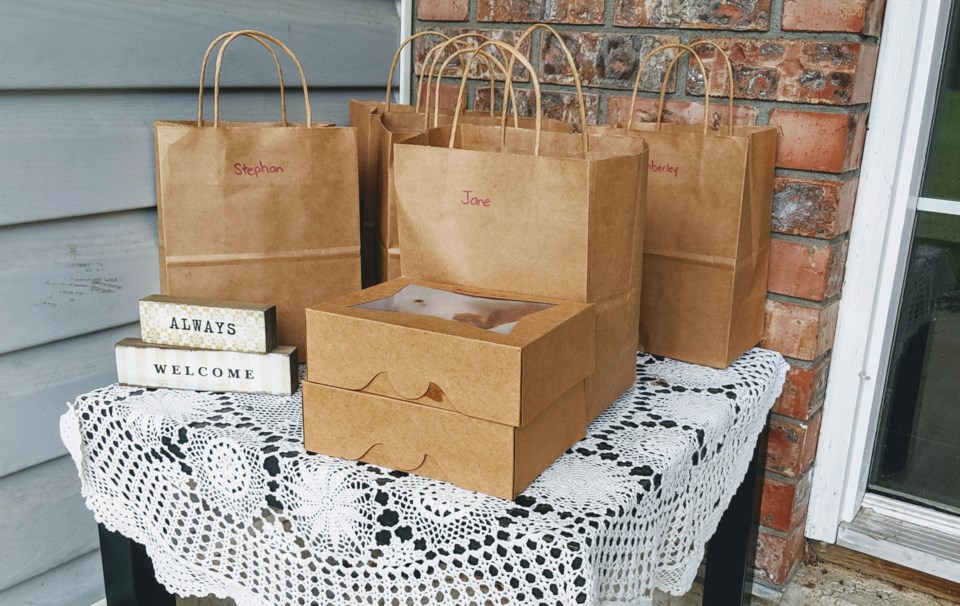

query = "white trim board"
[806,0,954,542]
[838,499,960,583]
[861,493,960,535]
[398,0,414,104]
[917,196,960,215]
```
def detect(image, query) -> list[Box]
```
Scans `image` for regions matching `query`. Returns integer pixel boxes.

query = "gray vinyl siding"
[0,1,399,603]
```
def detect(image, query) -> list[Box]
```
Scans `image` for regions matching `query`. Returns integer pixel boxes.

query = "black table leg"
[98,524,177,606]
[702,426,768,605]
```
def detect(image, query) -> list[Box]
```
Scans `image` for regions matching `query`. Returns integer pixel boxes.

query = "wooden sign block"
[115,338,298,395]
[139,295,276,353]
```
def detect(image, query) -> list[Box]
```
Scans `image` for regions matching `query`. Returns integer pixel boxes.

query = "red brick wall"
[415,0,885,591]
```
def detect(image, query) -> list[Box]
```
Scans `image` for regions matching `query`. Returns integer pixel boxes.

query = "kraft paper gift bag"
[352,31,518,282]
[368,37,492,281]
[371,34,573,282]
[350,32,451,284]
[610,43,778,368]
[394,40,648,422]
[155,30,361,361]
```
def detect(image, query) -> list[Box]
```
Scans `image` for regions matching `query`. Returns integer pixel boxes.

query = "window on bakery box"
[355,285,552,334]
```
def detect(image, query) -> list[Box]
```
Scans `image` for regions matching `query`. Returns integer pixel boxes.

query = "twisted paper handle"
[627,44,708,135]
[422,37,518,128]
[508,24,589,154]
[197,31,289,126]
[385,31,451,110]
[212,30,313,127]
[433,43,523,131]
[655,42,735,135]
[450,40,542,156]
[417,39,498,119]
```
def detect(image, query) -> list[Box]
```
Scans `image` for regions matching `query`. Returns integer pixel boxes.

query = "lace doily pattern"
[62,350,787,606]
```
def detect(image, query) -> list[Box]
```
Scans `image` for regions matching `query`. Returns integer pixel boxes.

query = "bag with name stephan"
[393,38,648,422]
[611,43,778,368]
[155,31,360,360]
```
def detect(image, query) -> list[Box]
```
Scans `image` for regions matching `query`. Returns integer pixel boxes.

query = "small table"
[61,350,787,606]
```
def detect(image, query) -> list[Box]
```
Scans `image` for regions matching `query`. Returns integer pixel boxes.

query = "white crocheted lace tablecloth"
[61,349,787,606]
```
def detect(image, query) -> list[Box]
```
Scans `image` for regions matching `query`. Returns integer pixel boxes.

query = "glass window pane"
[868,212,960,514]
[922,0,960,201]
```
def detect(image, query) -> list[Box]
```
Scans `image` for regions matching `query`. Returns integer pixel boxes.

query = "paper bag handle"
[385,31,451,110]
[432,43,522,131]
[657,42,736,136]
[421,40,509,127]
[198,31,288,126]
[212,30,313,127]
[627,43,709,135]
[450,40,542,156]
[414,42,480,113]
[508,24,589,154]
[421,33,517,128]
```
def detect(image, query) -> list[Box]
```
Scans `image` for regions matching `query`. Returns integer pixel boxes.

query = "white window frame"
[807,0,956,544]
[397,0,413,104]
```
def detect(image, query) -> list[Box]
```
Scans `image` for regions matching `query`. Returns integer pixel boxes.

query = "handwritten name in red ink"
[649,161,679,178]
[461,190,491,207]
[233,161,284,177]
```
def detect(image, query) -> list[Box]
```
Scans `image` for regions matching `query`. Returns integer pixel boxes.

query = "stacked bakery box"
[115,295,299,396]
[302,278,595,499]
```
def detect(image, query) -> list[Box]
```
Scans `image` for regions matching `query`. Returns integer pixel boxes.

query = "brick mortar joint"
[774,388,827,422]
[760,509,810,535]
[775,167,862,181]
[767,292,840,308]
[780,350,832,369]
[769,409,822,428]
[758,522,806,540]
[764,467,813,485]
[771,231,850,247]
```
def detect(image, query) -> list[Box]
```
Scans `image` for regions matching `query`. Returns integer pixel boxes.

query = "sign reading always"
[115,338,298,395]
[139,295,276,353]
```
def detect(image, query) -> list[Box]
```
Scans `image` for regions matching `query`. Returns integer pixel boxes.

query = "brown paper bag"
[372,35,574,282]
[350,32,440,285]
[394,40,648,421]
[352,31,526,283]
[611,43,778,368]
[350,32,450,245]
[155,31,361,360]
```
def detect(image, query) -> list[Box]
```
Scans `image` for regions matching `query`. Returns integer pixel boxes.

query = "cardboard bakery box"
[305,278,595,427]
[302,380,585,499]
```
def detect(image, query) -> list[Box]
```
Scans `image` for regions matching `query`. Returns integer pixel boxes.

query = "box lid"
[306,278,594,426]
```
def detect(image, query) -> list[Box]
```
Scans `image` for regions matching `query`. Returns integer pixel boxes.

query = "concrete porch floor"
[179,559,957,605]
[653,560,957,605]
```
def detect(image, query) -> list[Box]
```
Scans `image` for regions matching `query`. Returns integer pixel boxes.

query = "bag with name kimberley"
[155,30,361,360]
[609,43,778,369]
